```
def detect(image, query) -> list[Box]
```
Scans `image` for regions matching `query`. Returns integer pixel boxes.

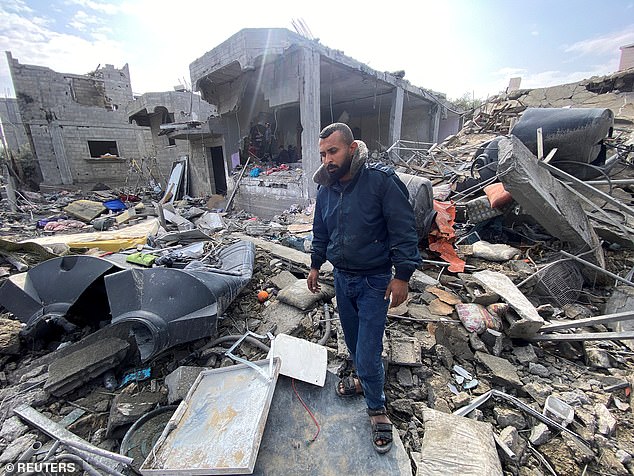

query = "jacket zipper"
[338,189,346,269]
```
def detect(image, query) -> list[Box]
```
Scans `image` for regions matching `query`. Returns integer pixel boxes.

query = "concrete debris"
[595,403,617,436]
[497,135,606,275]
[165,366,208,404]
[276,278,335,310]
[44,337,131,396]
[475,351,523,389]
[529,423,552,446]
[0,317,22,355]
[473,270,544,338]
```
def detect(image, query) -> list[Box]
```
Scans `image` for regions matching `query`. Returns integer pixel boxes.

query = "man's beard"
[327,153,353,181]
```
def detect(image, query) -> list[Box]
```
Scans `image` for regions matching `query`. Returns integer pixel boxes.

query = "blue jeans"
[334,268,391,410]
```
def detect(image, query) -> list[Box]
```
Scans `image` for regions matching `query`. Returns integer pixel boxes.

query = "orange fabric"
[428,200,465,273]
[484,182,513,209]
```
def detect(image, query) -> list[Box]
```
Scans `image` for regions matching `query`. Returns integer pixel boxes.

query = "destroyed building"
[5,52,154,190]
[190,28,462,217]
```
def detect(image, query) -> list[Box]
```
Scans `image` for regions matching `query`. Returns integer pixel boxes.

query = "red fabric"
[484,182,513,209]
[428,200,465,273]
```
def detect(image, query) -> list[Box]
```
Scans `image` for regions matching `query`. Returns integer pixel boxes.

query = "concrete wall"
[0,98,29,152]
[6,52,153,189]
[619,45,634,71]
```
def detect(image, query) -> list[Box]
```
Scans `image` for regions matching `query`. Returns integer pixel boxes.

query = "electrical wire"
[291,378,320,443]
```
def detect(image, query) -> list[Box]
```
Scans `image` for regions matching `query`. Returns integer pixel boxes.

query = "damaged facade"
[190,28,461,217]
[5,52,152,190]
[126,91,219,196]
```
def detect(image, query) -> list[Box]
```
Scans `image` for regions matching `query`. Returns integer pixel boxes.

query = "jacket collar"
[312,140,368,187]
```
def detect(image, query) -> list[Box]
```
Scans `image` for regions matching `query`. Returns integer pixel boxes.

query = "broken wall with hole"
[6,52,154,190]
[126,91,220,197]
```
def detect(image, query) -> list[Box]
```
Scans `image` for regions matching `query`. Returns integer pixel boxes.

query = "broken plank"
[540,311,634,333]
[528,331,634,342]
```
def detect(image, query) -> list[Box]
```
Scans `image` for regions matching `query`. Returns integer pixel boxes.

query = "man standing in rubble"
[307,122,420,454]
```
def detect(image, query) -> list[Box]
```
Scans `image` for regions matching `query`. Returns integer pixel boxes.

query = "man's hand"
[384,278,408,308]
[307,268,321,293]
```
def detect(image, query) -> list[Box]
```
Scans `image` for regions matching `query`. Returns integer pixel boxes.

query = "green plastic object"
[125,252,156,267]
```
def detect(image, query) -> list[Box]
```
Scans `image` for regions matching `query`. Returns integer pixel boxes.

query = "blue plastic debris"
[103,199,127,211]
[119,368,152,388]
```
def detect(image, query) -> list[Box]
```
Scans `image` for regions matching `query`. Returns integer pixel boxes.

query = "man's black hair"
[319,123,354,145]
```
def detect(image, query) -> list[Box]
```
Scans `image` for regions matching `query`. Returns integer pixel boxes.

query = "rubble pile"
[0,74,633,474]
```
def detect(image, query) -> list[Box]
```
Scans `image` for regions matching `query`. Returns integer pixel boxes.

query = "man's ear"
[349,141,358,155]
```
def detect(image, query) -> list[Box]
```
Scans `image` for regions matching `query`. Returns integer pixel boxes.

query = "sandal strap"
[367,407,387,417]
[373,423,392,433]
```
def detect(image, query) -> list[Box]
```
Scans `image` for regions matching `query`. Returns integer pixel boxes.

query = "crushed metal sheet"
[141,358,281,475]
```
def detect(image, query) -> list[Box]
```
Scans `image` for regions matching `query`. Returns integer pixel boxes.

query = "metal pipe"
[17,441,42,463]
[53,453,101,476]
[206,335,270,353]
[559,250,634,287]
[64,446,128,476]
[318,304,332,346]
[59,438,133,466]
[539,160,634,218]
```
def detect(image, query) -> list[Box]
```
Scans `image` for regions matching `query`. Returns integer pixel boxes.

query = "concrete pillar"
[222,112,241,198]
[299,47,321,201]
[430,104,441,143]
[50,122,73,185]
[388,86,404,151]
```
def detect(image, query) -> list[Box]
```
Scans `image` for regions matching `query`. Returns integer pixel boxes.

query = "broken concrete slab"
[269,270,299,290]
[605,286,634,352]
[256,300,308,336]
[433,321,474,361]
[409,269,438,291]
[428,299,454,316]
[512,344,538,364]
[0,432,37,464]
[475,351,523,389]
[107,390,166,437]
[387,336,422,366]
[44,337,131,396]
[252,371,412,475]
[427,286,462,305]
[595,403,617,436]
[0,317,22,355]
[496,135,605,274]
[277,279,335,310]
[494,407,527,429]
[417,408,503,475]
[63,199,107,222]
[0,415,28,442]
[472,270,544,337]
[529,422,552,445]
[165,366,208,404]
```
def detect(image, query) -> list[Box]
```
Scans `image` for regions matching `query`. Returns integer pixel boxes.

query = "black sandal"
[367,407,393,454]
[335,375,364,397]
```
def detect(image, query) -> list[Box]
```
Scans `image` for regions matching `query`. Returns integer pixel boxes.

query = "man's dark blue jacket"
[310,140,421,281]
